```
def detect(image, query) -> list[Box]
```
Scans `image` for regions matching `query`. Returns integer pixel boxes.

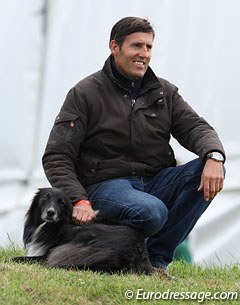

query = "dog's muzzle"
[41,207,59,223]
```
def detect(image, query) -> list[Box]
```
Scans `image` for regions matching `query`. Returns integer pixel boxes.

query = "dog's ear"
[58,195,73,222]
[26,190,43,218]
[23,189,47,245]
[24,188,52,224]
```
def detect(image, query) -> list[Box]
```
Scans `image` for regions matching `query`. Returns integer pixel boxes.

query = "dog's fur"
[12,187,153,274]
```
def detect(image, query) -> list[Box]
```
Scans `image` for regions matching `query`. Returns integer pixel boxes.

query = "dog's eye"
[41,193,50,202]
[41,196,48,203]
[58,199,65,206]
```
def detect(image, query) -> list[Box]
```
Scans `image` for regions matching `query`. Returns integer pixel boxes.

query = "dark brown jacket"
[42,56,225,203]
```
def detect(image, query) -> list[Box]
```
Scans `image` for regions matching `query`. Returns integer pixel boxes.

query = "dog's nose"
[47,208,55,217]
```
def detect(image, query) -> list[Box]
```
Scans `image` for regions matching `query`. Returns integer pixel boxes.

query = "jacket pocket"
[54,112,79,145]
[143,98,166,118]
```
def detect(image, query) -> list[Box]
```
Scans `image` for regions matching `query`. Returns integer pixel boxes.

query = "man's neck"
[111,56,142,100]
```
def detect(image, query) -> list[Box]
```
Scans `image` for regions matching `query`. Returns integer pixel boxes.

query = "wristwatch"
[206,152,224,162]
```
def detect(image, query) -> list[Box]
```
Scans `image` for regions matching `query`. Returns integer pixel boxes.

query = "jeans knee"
[138,201,168,238]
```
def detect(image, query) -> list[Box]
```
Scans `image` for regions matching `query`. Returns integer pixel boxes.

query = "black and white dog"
[12,187,153,274]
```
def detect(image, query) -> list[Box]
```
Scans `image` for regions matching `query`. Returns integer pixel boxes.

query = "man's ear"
[109,40,119,56]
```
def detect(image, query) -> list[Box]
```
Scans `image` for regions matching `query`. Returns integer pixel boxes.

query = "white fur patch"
[26,241,48,256]
[26,222,48,256]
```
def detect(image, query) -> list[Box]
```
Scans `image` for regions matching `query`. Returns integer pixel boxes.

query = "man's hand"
[198,159,224,201]
[72,204,96,224]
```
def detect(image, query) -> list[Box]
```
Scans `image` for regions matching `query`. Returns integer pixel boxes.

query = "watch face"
[211,152,224,161]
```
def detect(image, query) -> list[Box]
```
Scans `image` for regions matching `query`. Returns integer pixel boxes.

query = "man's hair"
[109,17,155,47]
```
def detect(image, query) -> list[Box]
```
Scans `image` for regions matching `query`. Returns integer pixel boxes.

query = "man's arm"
[170,88,226,200]
[171,89,226,160]
[42,88,96,223]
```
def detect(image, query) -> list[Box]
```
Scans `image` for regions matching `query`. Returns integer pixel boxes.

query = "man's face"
[110,32,154,79]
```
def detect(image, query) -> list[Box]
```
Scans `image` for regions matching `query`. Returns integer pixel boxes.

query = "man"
[42,17,225,275]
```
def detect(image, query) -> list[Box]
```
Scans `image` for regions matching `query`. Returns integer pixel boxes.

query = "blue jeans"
[85,158,211,268]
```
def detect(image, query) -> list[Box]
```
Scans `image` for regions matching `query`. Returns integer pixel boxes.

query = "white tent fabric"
[0,1,43,183]
[0,0,239,265]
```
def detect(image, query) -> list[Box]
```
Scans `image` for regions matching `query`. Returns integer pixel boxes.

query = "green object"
[174,240,192,263]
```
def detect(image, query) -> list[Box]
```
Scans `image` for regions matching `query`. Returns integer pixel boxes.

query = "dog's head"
[27,188,73,225]
[23,188,73,246]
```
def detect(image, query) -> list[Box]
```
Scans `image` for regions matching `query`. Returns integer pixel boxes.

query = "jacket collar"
[102,55,162,96]
[110,56,142,100]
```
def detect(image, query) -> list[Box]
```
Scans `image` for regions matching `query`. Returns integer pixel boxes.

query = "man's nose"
[139,46,150,58]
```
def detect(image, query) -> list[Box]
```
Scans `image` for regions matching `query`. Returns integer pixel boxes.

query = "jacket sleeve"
[171,88,225,160]
[42,87,89,203]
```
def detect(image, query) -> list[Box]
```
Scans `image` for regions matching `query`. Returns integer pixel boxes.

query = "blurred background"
[0,0,239,266]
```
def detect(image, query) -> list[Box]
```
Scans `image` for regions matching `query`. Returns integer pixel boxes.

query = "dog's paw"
[10,256,29,263]
[10,256,45,264]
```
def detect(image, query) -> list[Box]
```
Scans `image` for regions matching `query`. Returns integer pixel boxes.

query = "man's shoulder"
[157,76,178,93]
[74,70,103,90]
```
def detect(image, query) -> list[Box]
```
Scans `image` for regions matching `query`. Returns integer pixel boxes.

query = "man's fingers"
[197,179,204,192]
[204,177,224,201]
[209,181,216,201]
[203,178,210,201]
[72,205,96,224]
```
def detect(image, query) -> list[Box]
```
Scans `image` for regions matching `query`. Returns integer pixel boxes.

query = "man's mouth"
[133,61,145,66]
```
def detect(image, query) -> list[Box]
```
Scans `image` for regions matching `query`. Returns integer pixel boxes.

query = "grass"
[0,246,239,305]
